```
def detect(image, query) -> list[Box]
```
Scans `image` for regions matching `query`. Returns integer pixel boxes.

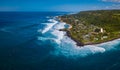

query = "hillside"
[59,10,120,45]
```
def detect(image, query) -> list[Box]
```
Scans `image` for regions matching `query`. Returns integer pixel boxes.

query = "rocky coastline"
[58,16,120,47]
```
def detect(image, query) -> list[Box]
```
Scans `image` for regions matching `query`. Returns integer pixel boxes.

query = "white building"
[100,28,104,33]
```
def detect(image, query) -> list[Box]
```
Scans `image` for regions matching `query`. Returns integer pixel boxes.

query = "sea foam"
[38,19,66,44]
[38,18,120,58]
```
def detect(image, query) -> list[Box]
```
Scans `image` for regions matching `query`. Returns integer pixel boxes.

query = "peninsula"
[59,10,120,46]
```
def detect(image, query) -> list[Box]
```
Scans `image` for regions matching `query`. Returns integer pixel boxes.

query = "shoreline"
[58,20,85,46]
[57,17,120,47]
[66,26,120,46]
[66,31,84,46]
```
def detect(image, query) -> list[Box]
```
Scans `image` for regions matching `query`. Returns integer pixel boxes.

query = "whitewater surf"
[38,17,120,58]
[1,12,120,70]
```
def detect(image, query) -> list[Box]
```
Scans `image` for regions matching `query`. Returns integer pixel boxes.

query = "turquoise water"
[0,12,120,70]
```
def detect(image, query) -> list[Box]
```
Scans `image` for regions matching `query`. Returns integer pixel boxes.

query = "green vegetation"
[59,10,120,45]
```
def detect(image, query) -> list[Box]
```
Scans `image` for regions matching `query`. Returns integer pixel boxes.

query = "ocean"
[0,12,120,70]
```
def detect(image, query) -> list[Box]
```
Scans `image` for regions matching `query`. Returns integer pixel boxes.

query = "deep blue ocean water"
[0,12,120,70]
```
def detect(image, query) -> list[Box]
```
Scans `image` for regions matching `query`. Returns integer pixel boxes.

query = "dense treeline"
[76,10,120,32]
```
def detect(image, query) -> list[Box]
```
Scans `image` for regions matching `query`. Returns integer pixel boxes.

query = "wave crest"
[38,18,120,58]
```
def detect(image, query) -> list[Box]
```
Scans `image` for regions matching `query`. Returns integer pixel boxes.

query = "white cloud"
[102,0,120,2]
[106,4,120,9]
[101,0,120,9]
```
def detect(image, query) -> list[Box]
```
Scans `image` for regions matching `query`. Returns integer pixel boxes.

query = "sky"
[0,0,120,12]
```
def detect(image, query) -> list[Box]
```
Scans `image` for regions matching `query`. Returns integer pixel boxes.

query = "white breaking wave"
[38,19,58,34]
[38,18,120,58]
[38,19,66,44]
[53,36,105,57]
[96,39,120,50]
[48,19,58,23]
[41,23,56,34]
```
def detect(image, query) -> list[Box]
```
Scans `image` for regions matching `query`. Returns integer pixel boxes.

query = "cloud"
[102,0,120,2]
[100,0,120,9]
[105,4,120,9]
